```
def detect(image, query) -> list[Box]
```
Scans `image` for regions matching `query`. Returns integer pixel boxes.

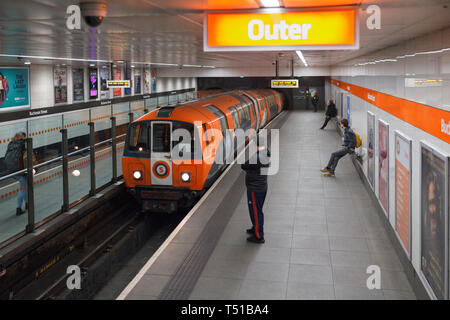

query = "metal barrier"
[0,89,198,246]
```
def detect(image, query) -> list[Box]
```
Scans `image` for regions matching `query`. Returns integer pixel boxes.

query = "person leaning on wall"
[320,99,338,130]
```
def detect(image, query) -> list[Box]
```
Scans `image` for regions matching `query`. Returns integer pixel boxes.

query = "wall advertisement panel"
[88,68,98,99]
[134,68,141,94]
[394,131,412,257]
[367,111,375,189]
[151,69,157,92]
[378,120,389,217]
[0,67,30,110]
[143,68,151,94]
[100,67,110,99]
[113,68,122,97]
[420,142,448,300]
[346,95,350,124]
[72,68,84,102]
[54,66,68,104]
[124,65,131,96]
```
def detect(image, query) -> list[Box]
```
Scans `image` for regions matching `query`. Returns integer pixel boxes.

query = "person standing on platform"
[311,93,319,112]
[320,119,356,177]
[241,137,271,244]
[320,99,338,129]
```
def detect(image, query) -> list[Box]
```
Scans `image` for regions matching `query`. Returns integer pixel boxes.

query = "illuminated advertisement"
[54,66,68,104]
[134,68,141,94]
[113,68,122,97]
[367,111,375,189]
[271,79,299,88]
[346,95,350,124]
[204,8,359,51]
[420,143,448,300]
[100,67,110,99]
[143,68,151,94]
[395,132,412,256]
[378,120,389,217]
[0,67,30,110]
[124,65,131,96]
[88,67,98,99]
[151,69,157,92]
[72,68,84,102]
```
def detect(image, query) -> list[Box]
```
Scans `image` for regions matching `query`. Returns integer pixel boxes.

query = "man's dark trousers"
[247,190,266,239]
[326,147,352,173]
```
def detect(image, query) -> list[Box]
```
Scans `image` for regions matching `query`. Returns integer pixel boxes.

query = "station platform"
[118,110,416,300]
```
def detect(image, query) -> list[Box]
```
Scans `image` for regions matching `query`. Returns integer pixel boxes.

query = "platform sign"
[204,7,359,52]
[107,80,131,88]
[271,79,299,88]
[420,142,448,300]
[395,131,412,257]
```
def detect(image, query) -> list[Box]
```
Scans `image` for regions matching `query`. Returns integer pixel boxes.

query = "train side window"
[203,123,210,145]
[228,106,240,128]
[128,122,149,152]
[205,105,229,134]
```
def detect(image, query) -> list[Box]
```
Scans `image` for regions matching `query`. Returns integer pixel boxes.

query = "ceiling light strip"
[296,50,308,67]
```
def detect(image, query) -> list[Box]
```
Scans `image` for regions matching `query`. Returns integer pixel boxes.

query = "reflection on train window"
[128,122,148,152]
[204,105,229,133]
[172,122,194,150]
[228,106,240,128]
[152,123,171,153]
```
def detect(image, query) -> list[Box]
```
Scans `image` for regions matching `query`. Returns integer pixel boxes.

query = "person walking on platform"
[320,99,338,129]
[320,119,356,177]
[311,93,319,112]
[241,138,271,244]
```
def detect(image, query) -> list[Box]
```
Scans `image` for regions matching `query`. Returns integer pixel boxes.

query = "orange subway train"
[122,89,284,213]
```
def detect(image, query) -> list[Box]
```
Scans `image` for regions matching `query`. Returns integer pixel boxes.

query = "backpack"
[354,132,362,148]
[4,139,25,172]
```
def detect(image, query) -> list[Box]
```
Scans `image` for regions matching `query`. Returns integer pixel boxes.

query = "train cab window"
[172,122,201,160]
[152,123,171,153]
[128,122,149,152]
[203,123,210,146]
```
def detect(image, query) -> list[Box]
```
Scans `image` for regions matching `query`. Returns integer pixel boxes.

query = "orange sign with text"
[205,9,358,51]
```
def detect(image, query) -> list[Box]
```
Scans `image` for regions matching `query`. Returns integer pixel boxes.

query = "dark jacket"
[325,103,337,117]
[241,147,271,192]
[342,127,356,149]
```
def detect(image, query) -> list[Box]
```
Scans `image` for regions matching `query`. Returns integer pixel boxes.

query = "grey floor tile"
[289,264,333,285]
[202,256,249,279]
[287,282,335,300]
[290,249,331,266]
[380,270,414,291]
[383,289,416,300]
[327,222,366,238]
[253,246,291,263]
[335,285,384,300]
[369,252,404,271]
[245,262,289,282]
[294,213,327,225]
[331,251,372,268]
[238,280,287,300]
[293,223,328,236]
[190,277,242,300]
[292,235,330,250]
[329,237,369,252]
[332,266,369,288]
[262,232,293,248]
[365,238,397,254]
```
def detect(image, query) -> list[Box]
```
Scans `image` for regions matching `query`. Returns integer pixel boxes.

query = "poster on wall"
[420,142,448,300]
[113,68,122,97]
[88,67,98,100]
[100,67,110,99]
[134,68,141,94]
[346,95,350,124]
[124,65,131,96]
[72,68,84,102]
[0,67,30,110]
[367,112,376,189]
[143,68,151,93]
[54,66,68,104]
[395,131,412,257]
[378,120,389,217]
[151,69,157,92]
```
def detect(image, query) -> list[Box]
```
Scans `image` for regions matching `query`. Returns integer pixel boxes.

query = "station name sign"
[204,8,359,51]
[271,79,299,88]
[107,80,131,88]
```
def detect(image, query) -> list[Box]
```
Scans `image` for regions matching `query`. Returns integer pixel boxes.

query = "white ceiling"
[0,0,449,68]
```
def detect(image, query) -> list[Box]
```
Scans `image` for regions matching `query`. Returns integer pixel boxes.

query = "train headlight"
[181,172,190,182]
[133,170,142,180]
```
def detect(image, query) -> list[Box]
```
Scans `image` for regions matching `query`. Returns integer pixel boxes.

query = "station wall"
[325,25,450,300]
[5,64,195,110]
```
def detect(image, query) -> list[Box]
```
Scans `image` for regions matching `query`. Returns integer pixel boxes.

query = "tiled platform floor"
[125,111,416,300]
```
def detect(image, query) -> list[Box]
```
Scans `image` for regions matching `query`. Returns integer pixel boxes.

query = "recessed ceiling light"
[296,51,308,67]
[89,64,95,67]
[131,65,135,68]
[24,60,31,65]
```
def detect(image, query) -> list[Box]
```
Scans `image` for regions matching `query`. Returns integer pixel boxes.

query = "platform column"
[111,117,117,183]
[61,128,69,212]
[25,138,35,233]
[89,122,96,196]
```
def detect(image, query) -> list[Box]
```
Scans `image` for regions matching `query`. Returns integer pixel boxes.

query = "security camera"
[80,1,107,28]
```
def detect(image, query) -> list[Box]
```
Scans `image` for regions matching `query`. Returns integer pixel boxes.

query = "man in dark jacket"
[320,119,356,177]
[241,138,270,244]
[320,99,338,129]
